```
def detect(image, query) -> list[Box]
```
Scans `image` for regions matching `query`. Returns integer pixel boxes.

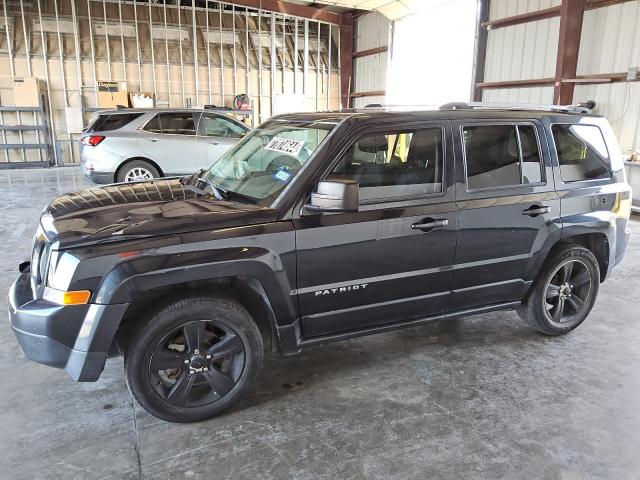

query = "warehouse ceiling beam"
[476,73,639,91]
[352,45,387,59]
[554,0,585,104]
[220,0,342,25]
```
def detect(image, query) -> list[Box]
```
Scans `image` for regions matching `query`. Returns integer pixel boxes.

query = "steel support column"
[472,0,490,102]
[339,13,353,109]
[554,0,585,104]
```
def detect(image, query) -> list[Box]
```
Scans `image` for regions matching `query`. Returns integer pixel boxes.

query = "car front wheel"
[518,245,600,335]
[124,295,263,423]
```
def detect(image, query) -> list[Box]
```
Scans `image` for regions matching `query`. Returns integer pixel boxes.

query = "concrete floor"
[1,166,639,480]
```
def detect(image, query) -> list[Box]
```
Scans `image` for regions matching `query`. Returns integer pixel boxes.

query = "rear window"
[143,113,197,135]
[552,124,611,182]
[89,113,143,132]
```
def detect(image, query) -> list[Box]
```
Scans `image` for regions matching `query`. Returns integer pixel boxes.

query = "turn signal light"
[81,135,105,147]
[43,288,91,305]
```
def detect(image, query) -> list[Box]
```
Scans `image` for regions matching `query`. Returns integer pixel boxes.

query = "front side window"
[202,119,336,205]
[552,124,611,182]
[328,128,444,201]
[143,113,197,135]
[200,115,247,138]
[463,124,544,189]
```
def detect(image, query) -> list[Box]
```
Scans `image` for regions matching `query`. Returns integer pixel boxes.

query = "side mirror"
[304,179,359,213]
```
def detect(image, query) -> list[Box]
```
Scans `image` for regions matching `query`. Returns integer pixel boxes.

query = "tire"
[124,295,263,423]
[116,159,160,183]
[517,244,600,335]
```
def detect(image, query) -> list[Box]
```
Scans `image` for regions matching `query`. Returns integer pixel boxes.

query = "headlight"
[47,251,81,291]
[30,226,49,298]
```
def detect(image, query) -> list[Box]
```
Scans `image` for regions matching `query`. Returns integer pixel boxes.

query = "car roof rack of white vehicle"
[439,101,596,114]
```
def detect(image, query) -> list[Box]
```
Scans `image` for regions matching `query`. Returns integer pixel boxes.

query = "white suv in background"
[79,108,250,183]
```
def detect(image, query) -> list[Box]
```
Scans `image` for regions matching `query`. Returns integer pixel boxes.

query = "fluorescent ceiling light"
[150,25,190,42]
[0,16,13,32]
[251,33,285,49]
[32,16,75,35]
[202,30,240,45]
[94,22,137,38]
[299,36,327,53]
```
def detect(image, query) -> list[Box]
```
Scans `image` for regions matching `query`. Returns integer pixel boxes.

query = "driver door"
[196,113,247,170]
[294,124,458,338]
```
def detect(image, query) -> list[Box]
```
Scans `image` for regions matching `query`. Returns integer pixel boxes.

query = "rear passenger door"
[294,123,458,337]
[451,121,561,311]
[137,112,200,175]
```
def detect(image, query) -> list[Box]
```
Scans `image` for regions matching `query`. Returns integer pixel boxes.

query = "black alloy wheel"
[544,259,592,328]
[125,295,263,423]
[517,244,600,335]
[149,320,245,408]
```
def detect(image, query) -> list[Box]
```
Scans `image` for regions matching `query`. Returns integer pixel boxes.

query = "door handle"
[522,205,550,217]
[208,141,220,145]
[146,138,159,142]
[411,218,449,232]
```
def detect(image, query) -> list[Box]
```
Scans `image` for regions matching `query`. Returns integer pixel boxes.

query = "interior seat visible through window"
[329,127,444,201]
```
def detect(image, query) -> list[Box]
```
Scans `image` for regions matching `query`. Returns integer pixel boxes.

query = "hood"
[42,178,278,248]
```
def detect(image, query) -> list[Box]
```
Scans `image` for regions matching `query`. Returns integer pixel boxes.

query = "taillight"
[81,135,105,146]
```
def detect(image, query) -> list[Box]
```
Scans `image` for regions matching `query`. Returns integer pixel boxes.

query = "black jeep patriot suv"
[9,103,632,422]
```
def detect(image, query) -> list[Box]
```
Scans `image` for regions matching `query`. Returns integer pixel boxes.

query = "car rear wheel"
[117,159,159,183]
[124,295,263,423]
[518,245,600,335]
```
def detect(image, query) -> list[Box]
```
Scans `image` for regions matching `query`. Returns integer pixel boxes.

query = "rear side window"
[90,113,143,132]
[143,113,197,135]
[552,124,611,182]
[462,124,543,189]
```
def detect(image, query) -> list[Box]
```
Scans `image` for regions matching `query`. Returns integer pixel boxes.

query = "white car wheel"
[124,167,154,182]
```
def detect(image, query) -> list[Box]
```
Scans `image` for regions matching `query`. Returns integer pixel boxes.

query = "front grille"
[30,228,50,298]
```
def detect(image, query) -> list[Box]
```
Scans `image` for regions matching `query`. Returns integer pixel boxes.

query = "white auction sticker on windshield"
[264,137,305,157]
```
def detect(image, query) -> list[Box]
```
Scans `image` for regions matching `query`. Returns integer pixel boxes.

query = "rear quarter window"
[90,113,144,132]
[552,124,611,182]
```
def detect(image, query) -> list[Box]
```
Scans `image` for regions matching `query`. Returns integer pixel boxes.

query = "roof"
[93,107,247,115]
[273,106,598,124]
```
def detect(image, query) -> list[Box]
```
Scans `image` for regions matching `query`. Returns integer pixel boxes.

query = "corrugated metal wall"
[483,18,559,82]
[483,86,554,103]
[352,12,388,109]
[482,0,640,155]
[488,0,561,20]
[0,0,341,166]
[578,2,640,75]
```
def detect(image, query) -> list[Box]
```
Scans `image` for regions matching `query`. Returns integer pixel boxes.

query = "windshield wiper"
[179,169,205,186]
[198,177,227,201]
[180,169,227,201]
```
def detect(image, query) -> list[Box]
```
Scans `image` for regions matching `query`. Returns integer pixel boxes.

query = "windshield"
[202,119,337,205]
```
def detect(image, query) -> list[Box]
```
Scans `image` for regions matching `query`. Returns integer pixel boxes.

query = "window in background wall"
[387,0,477,106]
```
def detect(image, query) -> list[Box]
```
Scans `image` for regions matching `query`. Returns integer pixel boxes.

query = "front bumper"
[8,268,129,382]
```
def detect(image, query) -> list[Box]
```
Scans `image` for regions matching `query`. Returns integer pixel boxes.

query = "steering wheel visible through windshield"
[202,119,337,205]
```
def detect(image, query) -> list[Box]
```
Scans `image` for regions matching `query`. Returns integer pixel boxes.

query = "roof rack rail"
[439,101,596,114]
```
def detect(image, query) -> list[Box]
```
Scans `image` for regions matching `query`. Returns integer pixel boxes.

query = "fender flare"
[95,256,298,324]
